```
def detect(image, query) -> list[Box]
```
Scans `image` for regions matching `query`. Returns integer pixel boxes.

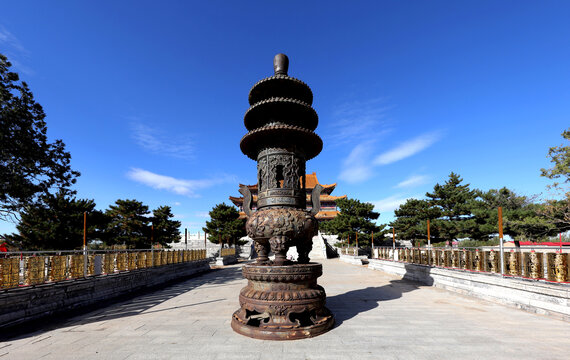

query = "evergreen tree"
[152,205,181,246]
[202,203,246,246]
[320,197,384,247]
[425,172,477,243]
[8,189,101,250]
[104,199,150,248]
[470,188,557,241]
[539,128,570,231]
[0,53,79,222]
[391,198,442,245]
[540,128,570,188]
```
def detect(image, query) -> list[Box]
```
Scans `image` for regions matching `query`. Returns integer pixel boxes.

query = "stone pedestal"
[231,263,334,340]
[215,256,237,266]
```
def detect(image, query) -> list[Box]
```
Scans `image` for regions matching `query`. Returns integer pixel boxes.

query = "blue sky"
[1,1,569,235]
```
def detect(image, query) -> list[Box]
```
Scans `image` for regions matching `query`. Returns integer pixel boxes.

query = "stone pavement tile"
[2,260,570,360]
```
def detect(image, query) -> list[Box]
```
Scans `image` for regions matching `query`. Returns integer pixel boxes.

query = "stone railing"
[0,249,207,290]
[374,247,569,283]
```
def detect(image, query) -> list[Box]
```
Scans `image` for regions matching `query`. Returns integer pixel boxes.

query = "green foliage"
[0,53,79,222]
[432,238,500,248]
[202,203,246,246]
[104,199,150,248]
[7,189,101,250]
[391,198,442,245]
[320,197,384,247]
[425,172,477,242]
[151,205,181,246]
[469,188,556,241]
[539,128,570,231]
[540,128,570,187]
[392,174,557,244]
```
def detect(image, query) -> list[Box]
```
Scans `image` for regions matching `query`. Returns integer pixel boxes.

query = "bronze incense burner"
[231,54,334,340]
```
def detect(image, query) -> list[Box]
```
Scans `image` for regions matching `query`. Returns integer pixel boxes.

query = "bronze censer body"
[231,54,335,340]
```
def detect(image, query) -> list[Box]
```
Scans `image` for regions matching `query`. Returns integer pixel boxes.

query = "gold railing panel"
[103,253,115,274]
[116,253,127,271]
[49,256,67,282]
[523,251,543,279]
[461,250,472,270]
[166,251,173,265]
[486,251,498,273]
[431,250,439,266]
[137,252,146,269]
[25,256,45,286]
[221,248,235,257]
[505,251,521,276]
[473,250,483,271]
[145,251,153,267]
[69,255,84,279]
[128,253,137,270]
[1,257,20,289]
[418,250,428,265]
[451,250,459,268]
[547,253,568,282]
[439,250,448,267]
[88,255,96,275]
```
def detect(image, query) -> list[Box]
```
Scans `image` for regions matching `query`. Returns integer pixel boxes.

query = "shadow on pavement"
[327,273,425,327]
[0,265,244,341]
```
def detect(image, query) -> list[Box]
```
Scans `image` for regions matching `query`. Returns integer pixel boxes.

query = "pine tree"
[320,197,384,247]
[0,53,79,222]
[391,198,442,245]
[425,172,477,243]
[470,188,557,241]
[104,199,150,248]
[8,189,100,250]
[202,203,246,246]
[152,205,181,246]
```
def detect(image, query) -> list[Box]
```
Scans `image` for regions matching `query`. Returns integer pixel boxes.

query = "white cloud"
[131,122,195,160]
[173,201,181,206]
[326,97,392,147]
[0,26,27,54]
[194,211,210,219]
[372,194,421,214]
[0,26,33,76]
[374,132,441,165]
[126,168,235,197]
[395,175,430,188]
[338,142,375,183]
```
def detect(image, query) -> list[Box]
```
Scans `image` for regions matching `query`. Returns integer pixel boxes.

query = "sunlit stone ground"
[1,259,569,359]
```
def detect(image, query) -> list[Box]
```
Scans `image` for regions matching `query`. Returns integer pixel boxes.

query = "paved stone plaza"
[1,259,569,360]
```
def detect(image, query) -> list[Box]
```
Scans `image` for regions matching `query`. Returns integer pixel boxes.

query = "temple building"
[229,172,346,221]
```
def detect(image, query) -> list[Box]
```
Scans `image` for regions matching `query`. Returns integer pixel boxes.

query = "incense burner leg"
[254,239,270,264]
[270,235,291,266]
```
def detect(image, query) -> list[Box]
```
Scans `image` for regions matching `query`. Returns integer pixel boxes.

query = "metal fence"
[0,249,207,290]
[374,247,570,283]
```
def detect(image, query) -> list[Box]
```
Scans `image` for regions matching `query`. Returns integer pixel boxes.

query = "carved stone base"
[231,263,334,340]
